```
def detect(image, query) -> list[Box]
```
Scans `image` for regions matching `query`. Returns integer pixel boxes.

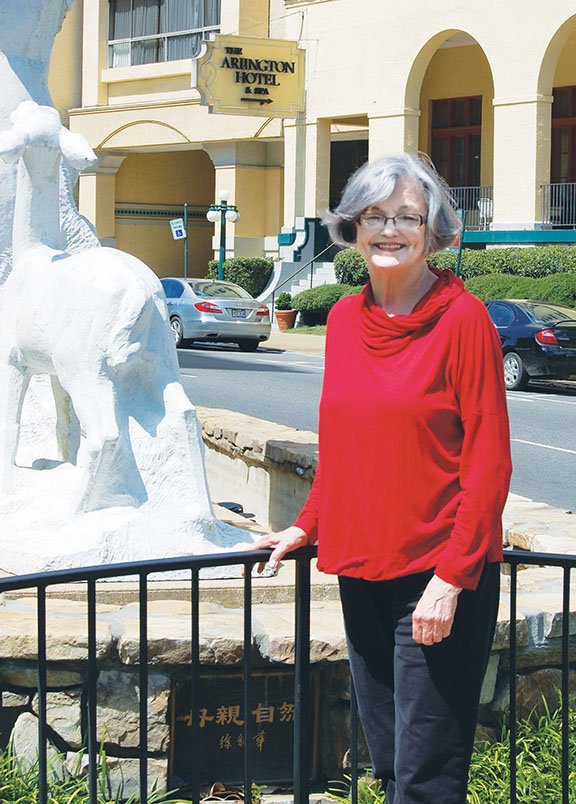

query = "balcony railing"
[0,546,573,804]
[108,26,219,68]
[541,182,576,228]
[449,185,494,230]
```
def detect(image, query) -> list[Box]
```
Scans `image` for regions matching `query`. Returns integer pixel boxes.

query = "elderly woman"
[253,154,512,803]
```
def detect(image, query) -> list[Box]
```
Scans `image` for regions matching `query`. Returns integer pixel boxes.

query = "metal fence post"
[293,553,312,804]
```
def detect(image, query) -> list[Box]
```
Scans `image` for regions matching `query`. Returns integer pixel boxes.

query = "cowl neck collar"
[358,266,465,355]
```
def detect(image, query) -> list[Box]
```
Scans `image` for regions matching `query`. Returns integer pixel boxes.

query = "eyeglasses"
[357,213,427,231]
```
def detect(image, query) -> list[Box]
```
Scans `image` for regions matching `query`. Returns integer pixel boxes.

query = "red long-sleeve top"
[294,267,512,591]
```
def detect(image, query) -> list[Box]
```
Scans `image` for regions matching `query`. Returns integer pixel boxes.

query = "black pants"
[338,563,500,804]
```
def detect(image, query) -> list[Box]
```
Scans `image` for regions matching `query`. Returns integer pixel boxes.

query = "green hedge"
[465,272,576,307]
[333,248,369,285]
[334,245,576,285]
[428,245,576,280]
[291,272,576,325]
[292,284,363,324]
[207,257,274,297]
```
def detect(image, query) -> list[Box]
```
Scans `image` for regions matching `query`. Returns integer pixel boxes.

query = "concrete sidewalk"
[261,327,326,355]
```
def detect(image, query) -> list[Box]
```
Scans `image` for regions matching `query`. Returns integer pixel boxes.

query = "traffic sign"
[170,218,187,240]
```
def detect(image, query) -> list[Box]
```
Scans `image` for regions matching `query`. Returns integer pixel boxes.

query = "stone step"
[290,262,336,296]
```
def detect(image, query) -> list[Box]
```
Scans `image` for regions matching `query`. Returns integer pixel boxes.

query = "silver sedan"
[160,277,271,351]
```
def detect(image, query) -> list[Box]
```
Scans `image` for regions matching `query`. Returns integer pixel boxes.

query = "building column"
[81,0,108,107]
[78,155,126,246]
[303,118,331,219]
[491,94,553,229]
[283,118,331,226]
[204,142,283,259]
[368,109,420,161]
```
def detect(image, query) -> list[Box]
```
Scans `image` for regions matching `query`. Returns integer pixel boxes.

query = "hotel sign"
[196,35,305,118]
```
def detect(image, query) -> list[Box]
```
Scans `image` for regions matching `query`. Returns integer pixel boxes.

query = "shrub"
[333,249,369,285]
[275,291,293,310]
[326,703,576,804]
[537,272,576,307]
[428,245,576,281]
[292,284,362,325]
[465,272,576,307]
[425,249,456,271]
[207,257,274,297]
[465,274,533,300]
[0,743,186,802]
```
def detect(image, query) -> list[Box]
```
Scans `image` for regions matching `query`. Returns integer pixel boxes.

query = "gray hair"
[324,153,461,254]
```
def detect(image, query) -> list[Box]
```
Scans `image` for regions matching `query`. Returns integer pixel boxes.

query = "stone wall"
[0,573,575,796]
[0,407,575,797]
[197,407,318,531]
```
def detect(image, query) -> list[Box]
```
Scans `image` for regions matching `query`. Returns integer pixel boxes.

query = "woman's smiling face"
[355,177,429,275]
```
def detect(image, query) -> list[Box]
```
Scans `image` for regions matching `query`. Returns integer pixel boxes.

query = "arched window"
[551,86,576,183]
[430,96,482,188]
[108,0,220,67]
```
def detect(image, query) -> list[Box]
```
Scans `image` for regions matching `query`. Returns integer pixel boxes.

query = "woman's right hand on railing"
[246,526,309,574]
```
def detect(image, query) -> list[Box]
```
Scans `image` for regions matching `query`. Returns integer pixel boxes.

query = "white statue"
[0,102,250,573]
[0,0,98,282]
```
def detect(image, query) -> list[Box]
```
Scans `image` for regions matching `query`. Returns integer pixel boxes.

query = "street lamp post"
[206,190,240,280]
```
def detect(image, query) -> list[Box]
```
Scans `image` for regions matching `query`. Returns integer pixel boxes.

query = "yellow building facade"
[50,1,576,280]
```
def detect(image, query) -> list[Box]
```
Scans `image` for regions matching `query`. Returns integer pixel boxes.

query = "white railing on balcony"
[449,185,493,230]
[108,25,219,68]
[541,183,576,229]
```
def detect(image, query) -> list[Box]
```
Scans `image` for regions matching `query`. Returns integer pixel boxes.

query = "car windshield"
[520,302,576,325]
[189,281,253,300]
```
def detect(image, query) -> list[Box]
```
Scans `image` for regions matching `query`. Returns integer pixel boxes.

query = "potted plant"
[274,292,298,331]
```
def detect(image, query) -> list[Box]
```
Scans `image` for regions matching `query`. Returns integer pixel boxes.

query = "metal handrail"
[449,185,494,230]
[0,547,313,804]
[108,25,219,67]
[541,182,576,228]
[504,548,574,804]
[0,545,573,803]
[271,243,333,322]
[108,26,220,47]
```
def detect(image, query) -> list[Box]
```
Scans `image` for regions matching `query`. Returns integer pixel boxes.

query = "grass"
[0,744,188,803]
[3,704,573,802]
[326,703,576,804]
[282,325,326,336]
[0,745,266,803]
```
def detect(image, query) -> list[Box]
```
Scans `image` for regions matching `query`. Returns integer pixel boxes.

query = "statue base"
[0,376,255,578]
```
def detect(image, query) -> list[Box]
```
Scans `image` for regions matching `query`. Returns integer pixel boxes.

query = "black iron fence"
[0,546,573,804]
[506,549,574,804]
[449,186,494,230]
[541,182,576,228]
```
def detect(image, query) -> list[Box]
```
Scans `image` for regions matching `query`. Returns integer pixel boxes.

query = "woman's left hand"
[412,575,462,646]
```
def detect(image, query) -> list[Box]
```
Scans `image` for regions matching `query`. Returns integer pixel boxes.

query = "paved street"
[507,385,576,511]
[178,344,324,432]
[178,341,576,512]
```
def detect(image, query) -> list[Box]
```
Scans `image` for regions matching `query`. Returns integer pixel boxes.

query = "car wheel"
[503,352,529,390]
[170,316,184,348]
[237,339,259,353]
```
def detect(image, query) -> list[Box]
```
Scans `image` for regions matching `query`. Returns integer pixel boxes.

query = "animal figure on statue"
[0,2,250,574]
[0,0,98,281]
[0,102,191,513]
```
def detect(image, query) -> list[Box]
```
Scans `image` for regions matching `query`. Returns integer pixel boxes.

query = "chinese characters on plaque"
[171,671,317,787]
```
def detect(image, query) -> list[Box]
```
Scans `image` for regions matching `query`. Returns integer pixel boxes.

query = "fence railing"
[108,26,220,68]
[0,546,573,804]
[270,244,332,322]
[541,182,576,228]
[505,549,574,804]
[449,185,494,230]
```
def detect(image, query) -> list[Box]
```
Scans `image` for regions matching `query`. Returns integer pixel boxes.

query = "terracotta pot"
[275,309,298,331]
